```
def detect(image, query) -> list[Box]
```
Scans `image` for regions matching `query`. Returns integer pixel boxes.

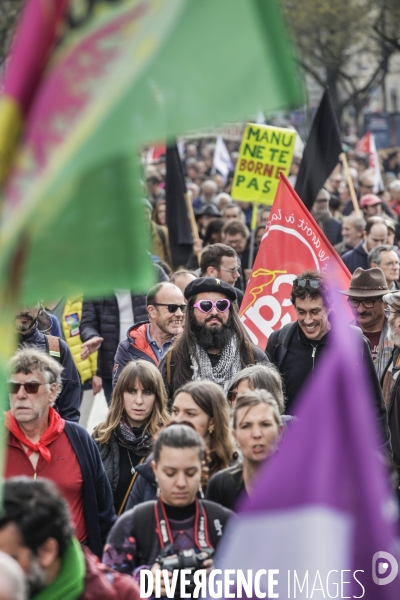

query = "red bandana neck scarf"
[6,407,65,463]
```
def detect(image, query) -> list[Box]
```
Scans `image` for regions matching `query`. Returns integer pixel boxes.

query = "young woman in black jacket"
[93,360,168,515]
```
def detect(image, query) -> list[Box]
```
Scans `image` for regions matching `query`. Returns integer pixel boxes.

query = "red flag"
[356,132,384,193]
[355,132,371,154]
[240,174,352,349]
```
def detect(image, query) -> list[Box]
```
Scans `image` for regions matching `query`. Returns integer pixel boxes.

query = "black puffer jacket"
[125,455,157,511]
[81,266,168,380]
[97,436,120,493]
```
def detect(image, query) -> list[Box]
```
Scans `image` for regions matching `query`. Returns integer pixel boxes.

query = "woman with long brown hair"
[125,380,235,511]
[93,360,168,515]
[171,380,235,477]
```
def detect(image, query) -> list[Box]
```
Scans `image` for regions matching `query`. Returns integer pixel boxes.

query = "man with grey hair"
[4,347,116,559]
[311,188,342,246]
[334,215,366,256]
[368,244,400,290]
[0,552,26,600]
[193,179,218,210]
[221,203,245,222]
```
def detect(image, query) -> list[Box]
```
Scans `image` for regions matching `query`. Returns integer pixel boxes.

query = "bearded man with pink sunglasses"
[159,278,269,399]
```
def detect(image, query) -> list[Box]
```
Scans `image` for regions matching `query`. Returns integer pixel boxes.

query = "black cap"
[184,277,237,301]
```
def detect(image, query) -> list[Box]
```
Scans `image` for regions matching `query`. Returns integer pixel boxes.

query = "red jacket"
[81,547,140,600]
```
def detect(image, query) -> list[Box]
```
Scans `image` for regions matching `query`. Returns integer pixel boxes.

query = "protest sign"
[240,174,351,349]
[231,124,296,205]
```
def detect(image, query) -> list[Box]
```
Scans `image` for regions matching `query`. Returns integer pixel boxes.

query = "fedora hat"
[341,267,388,298]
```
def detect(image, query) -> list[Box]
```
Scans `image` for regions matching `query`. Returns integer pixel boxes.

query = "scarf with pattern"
[114,416,152,456]
[190,334,242,392]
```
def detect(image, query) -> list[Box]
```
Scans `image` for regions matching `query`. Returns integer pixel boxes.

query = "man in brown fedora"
[380,290,400,486]
[341,267,393,380]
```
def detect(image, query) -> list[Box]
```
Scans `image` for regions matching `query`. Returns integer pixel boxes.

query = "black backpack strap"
[44,335,62,363]
[131,501,157,565]
[200,500,227,549]
[273,322,297,370]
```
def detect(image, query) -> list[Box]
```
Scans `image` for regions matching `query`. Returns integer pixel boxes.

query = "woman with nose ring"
[93,360,168,515]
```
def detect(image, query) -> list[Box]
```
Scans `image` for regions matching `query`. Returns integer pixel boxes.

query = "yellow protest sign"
[231,124,296,205]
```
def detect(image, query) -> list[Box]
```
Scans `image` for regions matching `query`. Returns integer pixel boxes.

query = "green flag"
[0,0,303,306]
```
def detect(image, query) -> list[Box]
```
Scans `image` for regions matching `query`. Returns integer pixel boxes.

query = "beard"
[27,557,47,596]
[388,319,400,347]
[15,312,36,333]
[190,311,234,351]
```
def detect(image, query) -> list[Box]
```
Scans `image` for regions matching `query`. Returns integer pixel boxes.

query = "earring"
[156,486,161,497]
[209,428,213,434]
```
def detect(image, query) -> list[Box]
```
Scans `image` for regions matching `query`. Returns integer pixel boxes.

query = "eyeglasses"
[220,267,240,275]
[347,297,381,309]
[8,381,44,394]
[227,390,238,403]
[293,278,322,290]
[361,184,374,190]
[192,299,231,313]
[151,303,186,313]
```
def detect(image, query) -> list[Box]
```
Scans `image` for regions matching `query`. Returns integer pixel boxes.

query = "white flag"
[255,110,266,124]
[369,133,384,193]
[212,135,233,180]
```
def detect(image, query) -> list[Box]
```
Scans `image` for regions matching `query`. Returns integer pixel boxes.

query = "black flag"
[295,89,342,210]
[165,143,194,269]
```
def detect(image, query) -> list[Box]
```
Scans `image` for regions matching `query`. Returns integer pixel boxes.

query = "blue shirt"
[146,324,173,361]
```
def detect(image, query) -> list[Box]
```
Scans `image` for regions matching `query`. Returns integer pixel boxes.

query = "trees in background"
[0,0,23,66]
[285,0,399,131]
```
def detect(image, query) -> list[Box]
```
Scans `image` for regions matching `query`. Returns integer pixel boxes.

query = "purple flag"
[216,289,400,598]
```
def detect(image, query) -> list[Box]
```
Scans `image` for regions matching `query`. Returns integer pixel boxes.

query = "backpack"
[44,335,62,363]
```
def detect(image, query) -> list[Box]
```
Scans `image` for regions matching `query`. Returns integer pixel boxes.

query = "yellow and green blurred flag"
[0,0,303,306]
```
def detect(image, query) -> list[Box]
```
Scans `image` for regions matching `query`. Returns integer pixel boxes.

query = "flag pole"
[247,203,258,271]
[184,192,202,265]
[340,152,361,216]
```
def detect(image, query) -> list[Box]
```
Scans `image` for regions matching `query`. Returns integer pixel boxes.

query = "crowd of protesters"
[3,137,400,598]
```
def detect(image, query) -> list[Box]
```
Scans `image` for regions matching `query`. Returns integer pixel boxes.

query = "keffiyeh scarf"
[190,334,242,392]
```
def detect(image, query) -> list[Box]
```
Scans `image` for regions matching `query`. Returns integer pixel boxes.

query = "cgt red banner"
[240,174,352,349]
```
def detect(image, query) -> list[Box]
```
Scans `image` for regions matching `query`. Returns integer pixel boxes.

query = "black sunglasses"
[8,381,44,394]
[152,303,186,314]
[293,278,322,290]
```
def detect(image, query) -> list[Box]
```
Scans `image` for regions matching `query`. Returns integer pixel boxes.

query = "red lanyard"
[154,498,213,551]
